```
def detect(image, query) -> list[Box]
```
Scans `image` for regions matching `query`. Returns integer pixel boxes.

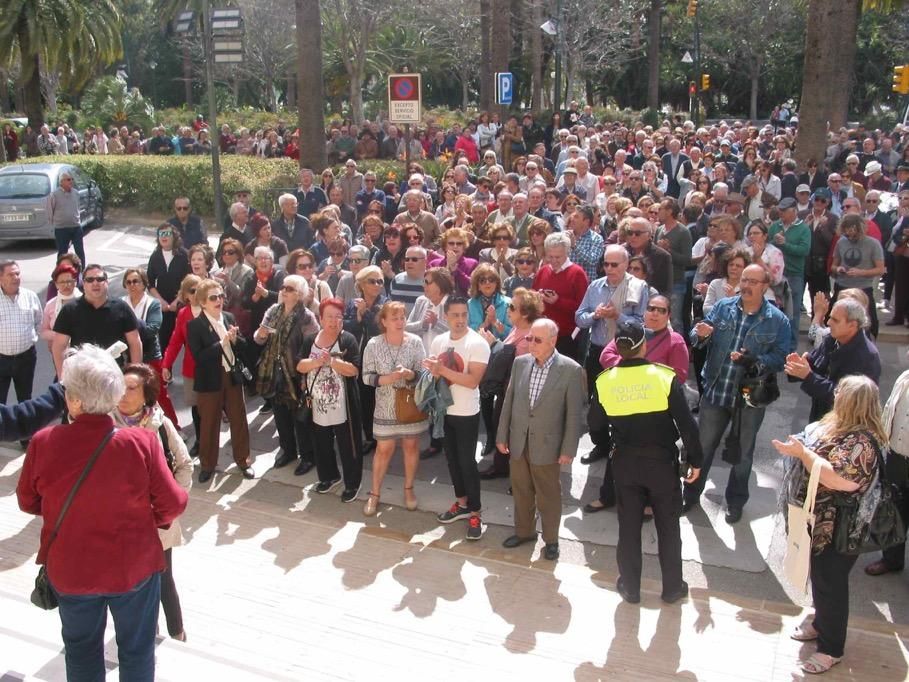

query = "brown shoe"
[865,559,901,576]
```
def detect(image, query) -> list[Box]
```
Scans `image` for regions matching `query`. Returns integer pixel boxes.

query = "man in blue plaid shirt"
[684,264,791,524]
[568,205,605,282]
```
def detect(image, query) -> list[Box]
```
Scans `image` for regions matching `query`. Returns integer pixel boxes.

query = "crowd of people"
[4,104,909,678]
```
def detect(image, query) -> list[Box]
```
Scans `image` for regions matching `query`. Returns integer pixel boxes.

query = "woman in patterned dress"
[361,301,427,516]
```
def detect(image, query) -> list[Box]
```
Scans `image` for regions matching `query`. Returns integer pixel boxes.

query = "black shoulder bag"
[31,428,116,610]
[833,438,906,555]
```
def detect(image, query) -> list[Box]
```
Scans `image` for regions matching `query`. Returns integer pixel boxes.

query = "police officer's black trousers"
[613,452,684,597]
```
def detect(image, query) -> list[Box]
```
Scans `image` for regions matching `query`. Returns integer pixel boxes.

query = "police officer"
[589,319,702,605]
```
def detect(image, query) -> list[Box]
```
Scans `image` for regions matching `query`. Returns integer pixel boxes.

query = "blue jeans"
[54,225,86,267]
[54,572,160,682]
[683,400,767,510]
[786,274,805,346]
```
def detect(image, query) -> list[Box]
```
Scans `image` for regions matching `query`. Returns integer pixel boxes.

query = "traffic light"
[701,73,710,91]
[894,65,909,95]
[687,0,698,17]
[689,81,697,97]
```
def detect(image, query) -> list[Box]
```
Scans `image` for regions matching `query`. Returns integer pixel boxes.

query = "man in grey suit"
[496,318,584,560]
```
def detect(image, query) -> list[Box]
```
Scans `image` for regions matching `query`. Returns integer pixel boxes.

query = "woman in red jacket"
[162,274,203,456]
[17,344,188,681]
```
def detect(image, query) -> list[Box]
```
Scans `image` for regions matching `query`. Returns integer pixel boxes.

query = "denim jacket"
[690,296,791,402]
[415,369,453,439]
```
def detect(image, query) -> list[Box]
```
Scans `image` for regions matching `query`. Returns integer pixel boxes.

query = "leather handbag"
[833,442,907,555]
[395,386,427,424]
[31,429,116,610]
[783,456,822,595]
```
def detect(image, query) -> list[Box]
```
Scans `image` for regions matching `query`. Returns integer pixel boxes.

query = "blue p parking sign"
[496,72,514,105]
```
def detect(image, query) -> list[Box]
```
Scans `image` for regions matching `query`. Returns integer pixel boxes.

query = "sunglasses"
[564,202,579,207]
[627,230,650,237]
[189,288,197,295]
[84,276,107,284]
[281,285,298,293]
[222,249,237,255]
[404,256,424,262]
[493,235,511,241]
[515,259,534,266]
[296,262,314,270]
[125,278,143,285]
[646,305,668,313]
[158,230,173,237]
[524,334,545,344]
[507,303,516,311]
[175,206,190,211]
[384,231,401,238]
[365,278,384,286]
[406,234,422,242]
[478,276,497,284]
[447,241,465,247]
[349,258,367,264]
[603,261,622,268]
[207,293,225,301]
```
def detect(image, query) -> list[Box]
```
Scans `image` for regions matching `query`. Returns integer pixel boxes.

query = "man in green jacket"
[768,197,810,346]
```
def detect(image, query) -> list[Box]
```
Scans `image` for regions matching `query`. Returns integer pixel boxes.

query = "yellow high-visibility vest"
[596,362,675,417]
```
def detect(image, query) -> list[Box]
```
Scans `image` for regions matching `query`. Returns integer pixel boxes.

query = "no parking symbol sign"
[388,73,422,124]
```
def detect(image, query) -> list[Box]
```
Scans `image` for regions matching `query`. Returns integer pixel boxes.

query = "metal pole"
[553,0,563,112]
[202,0,225,233]
[404,123,411,181]
[693,8,701,127]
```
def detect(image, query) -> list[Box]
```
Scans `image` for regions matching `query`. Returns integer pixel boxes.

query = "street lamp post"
[174,4,244,233]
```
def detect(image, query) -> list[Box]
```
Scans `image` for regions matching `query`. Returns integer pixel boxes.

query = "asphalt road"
[2,214,907,624]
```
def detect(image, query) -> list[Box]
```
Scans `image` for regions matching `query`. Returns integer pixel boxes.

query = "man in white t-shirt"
[424,296,490,540]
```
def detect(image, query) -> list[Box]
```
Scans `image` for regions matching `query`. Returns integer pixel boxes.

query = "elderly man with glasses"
[167,197,206,248]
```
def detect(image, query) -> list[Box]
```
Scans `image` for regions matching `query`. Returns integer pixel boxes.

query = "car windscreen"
[0,174,52,199]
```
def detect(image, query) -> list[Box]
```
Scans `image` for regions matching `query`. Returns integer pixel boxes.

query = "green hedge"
[4,156,447,217]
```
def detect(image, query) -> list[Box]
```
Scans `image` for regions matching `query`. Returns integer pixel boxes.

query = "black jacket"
[797,330,881,422]
[187,311,246,392]
[167,215,207,248]
[146,248,191,303]
[271,213,315,252]
[242,269,286,329]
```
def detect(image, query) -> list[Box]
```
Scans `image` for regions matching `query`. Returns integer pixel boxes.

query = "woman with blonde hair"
[773,375,884,674]
[361,301,427,515]
[428,227,478,296]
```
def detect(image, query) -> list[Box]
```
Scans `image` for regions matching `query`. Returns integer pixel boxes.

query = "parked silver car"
[0,163,104,241]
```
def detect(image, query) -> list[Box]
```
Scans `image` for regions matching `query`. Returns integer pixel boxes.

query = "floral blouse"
[797,430,879,553]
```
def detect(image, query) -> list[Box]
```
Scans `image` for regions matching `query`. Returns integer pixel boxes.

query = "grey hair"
[604,244,629,262]
[406,245,427,259]
[278,193,297,209]
[282,274,310,297]
[532,318,560,340]
[61,344,126,415]
[253,245,274,260]
[229,202,248,219]
[348,244,370,259]
[832,297,869,330]
[544,232,572,251]
[405,189,424,201]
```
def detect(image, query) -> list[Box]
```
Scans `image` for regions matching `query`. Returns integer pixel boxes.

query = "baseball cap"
[796,184,811,194]
[615,319,645,353]
[741,175,758,189]
[865,161,882,175]
[778,197,797,210]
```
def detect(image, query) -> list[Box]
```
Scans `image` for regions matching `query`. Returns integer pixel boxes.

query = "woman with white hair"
[242,246,286,388]
[17,345,188,680]
[335,244,370,304]
[254,275,321,474]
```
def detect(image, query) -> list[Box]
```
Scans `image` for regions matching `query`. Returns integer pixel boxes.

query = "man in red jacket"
[532,231,589,361]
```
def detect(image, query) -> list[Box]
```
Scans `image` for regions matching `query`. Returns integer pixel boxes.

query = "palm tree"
[0,0,122,127]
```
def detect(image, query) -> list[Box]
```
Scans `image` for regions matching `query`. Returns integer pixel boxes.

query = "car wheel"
[90,201,105,229]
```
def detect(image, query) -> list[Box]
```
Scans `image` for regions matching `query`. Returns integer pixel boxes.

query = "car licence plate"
[0,213,30,223]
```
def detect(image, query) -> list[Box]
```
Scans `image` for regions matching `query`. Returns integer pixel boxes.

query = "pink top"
[503,325,531,356]
[599,327,690,383]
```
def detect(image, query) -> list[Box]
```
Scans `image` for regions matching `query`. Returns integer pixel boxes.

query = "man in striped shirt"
[390,246,427,315]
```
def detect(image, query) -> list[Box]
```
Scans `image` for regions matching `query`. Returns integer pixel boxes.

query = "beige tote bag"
[783,457,823,595]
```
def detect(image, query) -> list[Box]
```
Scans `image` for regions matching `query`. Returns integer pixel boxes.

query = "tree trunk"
[0,69,10,114]
[182,43,193,109]
[491,0,511,115]
[529,0,543,110]
[286,66,296,109]
[348,66,364,124]
[749,60,760,121]
[17,19,43,129]
[460,66,470,111]
[829,0,861,129]
[296,0,326,170]
[479,0,492,111]
[646,0,661,112]
[796,0,858,169]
